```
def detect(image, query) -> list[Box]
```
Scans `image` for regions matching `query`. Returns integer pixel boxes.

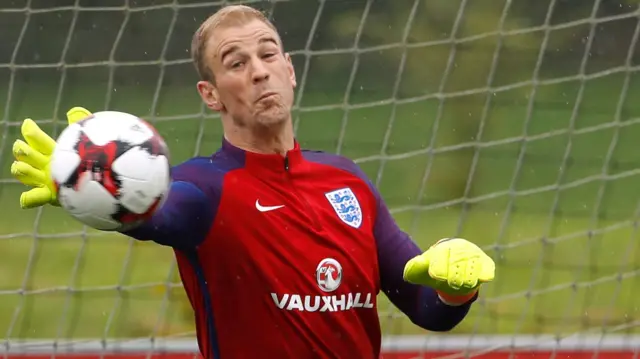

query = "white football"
[50,111,171,231]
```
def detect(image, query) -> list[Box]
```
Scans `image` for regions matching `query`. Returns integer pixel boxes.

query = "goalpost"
[1,0,639,358]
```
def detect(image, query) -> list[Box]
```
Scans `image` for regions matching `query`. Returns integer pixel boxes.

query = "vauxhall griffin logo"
[316,258,342,292]
[270,257,374,312]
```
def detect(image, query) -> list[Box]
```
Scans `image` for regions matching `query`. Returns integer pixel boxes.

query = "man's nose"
[251,58,270,83]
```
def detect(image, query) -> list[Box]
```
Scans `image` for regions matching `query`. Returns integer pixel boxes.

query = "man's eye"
[231,61,243,68]
[263,53,275,59]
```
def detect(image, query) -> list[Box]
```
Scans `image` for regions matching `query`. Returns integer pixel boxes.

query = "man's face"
[201,20,296,129]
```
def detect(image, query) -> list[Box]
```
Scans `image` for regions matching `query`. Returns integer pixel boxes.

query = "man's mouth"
[257,92,278,102]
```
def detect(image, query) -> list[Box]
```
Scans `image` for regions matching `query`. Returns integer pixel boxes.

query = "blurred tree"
[324,0,640,204]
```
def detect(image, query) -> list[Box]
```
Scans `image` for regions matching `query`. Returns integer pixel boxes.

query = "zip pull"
[284,156,289,171]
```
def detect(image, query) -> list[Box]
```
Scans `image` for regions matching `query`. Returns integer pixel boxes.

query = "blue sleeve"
[372,188,475,332]
[121,180,214,249]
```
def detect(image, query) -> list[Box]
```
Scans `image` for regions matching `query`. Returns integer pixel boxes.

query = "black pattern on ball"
[62,124,167,224]
[62,132,133,198]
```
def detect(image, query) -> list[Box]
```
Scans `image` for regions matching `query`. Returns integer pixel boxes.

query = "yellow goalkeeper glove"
[10,107,93,209]
[403,238,495,305]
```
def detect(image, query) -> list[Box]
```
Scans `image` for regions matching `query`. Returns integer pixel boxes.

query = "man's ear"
[284,53,297,88]
[196,80,224,112]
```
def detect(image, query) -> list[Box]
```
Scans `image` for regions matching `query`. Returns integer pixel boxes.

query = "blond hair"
[191,5,277,82]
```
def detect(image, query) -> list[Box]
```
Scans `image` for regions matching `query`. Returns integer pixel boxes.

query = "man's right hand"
[11,107,93,209]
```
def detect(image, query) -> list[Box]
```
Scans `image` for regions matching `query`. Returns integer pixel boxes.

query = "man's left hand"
[403,238,495,305]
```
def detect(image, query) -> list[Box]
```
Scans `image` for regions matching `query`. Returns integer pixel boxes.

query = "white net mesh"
[0,0,639,358]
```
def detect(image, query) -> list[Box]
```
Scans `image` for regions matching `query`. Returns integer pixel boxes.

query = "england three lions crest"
[325,187,362,229]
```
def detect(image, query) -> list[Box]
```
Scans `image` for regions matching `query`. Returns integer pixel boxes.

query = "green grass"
[0,71,639,341]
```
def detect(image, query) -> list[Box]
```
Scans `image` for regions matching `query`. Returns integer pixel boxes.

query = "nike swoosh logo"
[255,200,285,212]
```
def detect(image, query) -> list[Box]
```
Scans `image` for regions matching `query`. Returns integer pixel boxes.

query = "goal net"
[1,0,639,358]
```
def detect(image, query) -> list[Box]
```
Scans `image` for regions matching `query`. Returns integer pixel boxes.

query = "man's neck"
[225,124,295,156]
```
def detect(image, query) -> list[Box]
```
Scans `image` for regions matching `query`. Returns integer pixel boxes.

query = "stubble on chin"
[253,96,290,127]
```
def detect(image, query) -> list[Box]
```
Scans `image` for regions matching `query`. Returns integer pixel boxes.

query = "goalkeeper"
[11,5,495,359]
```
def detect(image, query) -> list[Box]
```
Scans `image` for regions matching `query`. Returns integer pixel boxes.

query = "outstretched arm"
[122,179,215,249]
[374,193,476,332]
[10,106,216,249]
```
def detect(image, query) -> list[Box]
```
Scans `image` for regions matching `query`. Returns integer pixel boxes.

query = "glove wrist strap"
[436,289,477,306]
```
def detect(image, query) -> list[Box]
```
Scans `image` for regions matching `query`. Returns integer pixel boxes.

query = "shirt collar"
[219,137,305,175]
